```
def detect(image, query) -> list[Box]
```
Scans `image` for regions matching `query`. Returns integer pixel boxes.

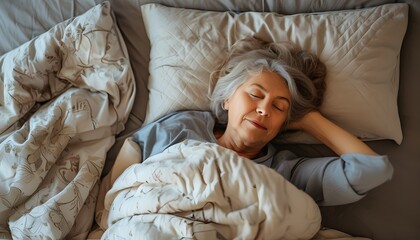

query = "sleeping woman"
[99,37,394,211]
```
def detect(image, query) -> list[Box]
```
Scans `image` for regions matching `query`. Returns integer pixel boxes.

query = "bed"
[0,0,419,239]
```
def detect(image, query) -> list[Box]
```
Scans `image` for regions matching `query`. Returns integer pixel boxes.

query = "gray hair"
[209,37,326,129]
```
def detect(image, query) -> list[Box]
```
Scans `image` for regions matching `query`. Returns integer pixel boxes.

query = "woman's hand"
[288,111,378,156]
[286,111,318,131]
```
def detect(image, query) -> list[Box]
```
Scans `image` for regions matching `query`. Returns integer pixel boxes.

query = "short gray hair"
[208,37,326,129]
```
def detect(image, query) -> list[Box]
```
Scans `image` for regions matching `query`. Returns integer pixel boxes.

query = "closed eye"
[249,93,262,99]
[273,105,284,112]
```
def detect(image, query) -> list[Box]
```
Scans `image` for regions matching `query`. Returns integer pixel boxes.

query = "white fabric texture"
[101,140,321,239]
[0,2,135,239]
[141,3,408,144]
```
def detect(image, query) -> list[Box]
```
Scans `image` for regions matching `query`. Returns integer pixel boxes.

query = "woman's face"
[224,70,291,147]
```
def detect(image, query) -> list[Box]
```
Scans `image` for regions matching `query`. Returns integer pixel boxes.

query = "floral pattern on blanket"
[0,2,135,239]
[101,140,321,240]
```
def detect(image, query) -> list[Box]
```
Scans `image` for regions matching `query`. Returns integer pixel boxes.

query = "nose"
[256,102,270,117]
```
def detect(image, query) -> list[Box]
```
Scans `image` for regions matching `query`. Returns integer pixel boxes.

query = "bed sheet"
[1,0,419,239]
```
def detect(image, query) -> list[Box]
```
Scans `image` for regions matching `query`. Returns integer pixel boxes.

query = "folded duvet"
[0,2,135,239]
[102,140,321,240]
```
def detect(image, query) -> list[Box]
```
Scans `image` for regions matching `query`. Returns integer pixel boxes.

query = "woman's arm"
[276,111,393,206]
[289,111,378,156]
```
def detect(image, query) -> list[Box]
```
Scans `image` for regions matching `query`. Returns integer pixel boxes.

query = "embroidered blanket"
[0,2,135,239]
[101,140,321,240]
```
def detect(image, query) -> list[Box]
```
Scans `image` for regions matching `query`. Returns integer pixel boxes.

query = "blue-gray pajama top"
[132,110,393,206]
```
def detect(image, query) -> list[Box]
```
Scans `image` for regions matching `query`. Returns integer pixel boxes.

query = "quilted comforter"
[0,2,135,239]
[100,140,321,240]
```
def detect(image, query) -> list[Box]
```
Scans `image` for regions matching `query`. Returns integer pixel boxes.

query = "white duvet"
[0,2,135,239]
[101,140,321,240]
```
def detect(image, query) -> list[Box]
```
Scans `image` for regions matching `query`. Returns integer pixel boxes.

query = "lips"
[246,119,267,130]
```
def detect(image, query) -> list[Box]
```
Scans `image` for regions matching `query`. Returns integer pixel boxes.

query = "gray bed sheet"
[1,0,419,239]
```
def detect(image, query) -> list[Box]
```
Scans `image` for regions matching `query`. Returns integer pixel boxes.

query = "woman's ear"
[223,100,229,110]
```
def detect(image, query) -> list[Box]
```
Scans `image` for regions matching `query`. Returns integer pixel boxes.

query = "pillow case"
[141,3,408,144]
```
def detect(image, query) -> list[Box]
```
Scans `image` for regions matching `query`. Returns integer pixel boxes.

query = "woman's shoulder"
[138,110,215,133]
[170,110,213,118]
[133,110,216,146]
[155,110,214,124]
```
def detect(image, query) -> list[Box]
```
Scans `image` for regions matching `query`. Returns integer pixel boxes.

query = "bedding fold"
[101,140,321,240]
[0,2,135,239]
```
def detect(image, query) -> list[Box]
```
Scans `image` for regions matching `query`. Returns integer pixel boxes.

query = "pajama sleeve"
[271,150,393,206]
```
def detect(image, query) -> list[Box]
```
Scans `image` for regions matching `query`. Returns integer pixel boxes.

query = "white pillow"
[141,3,408,144]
